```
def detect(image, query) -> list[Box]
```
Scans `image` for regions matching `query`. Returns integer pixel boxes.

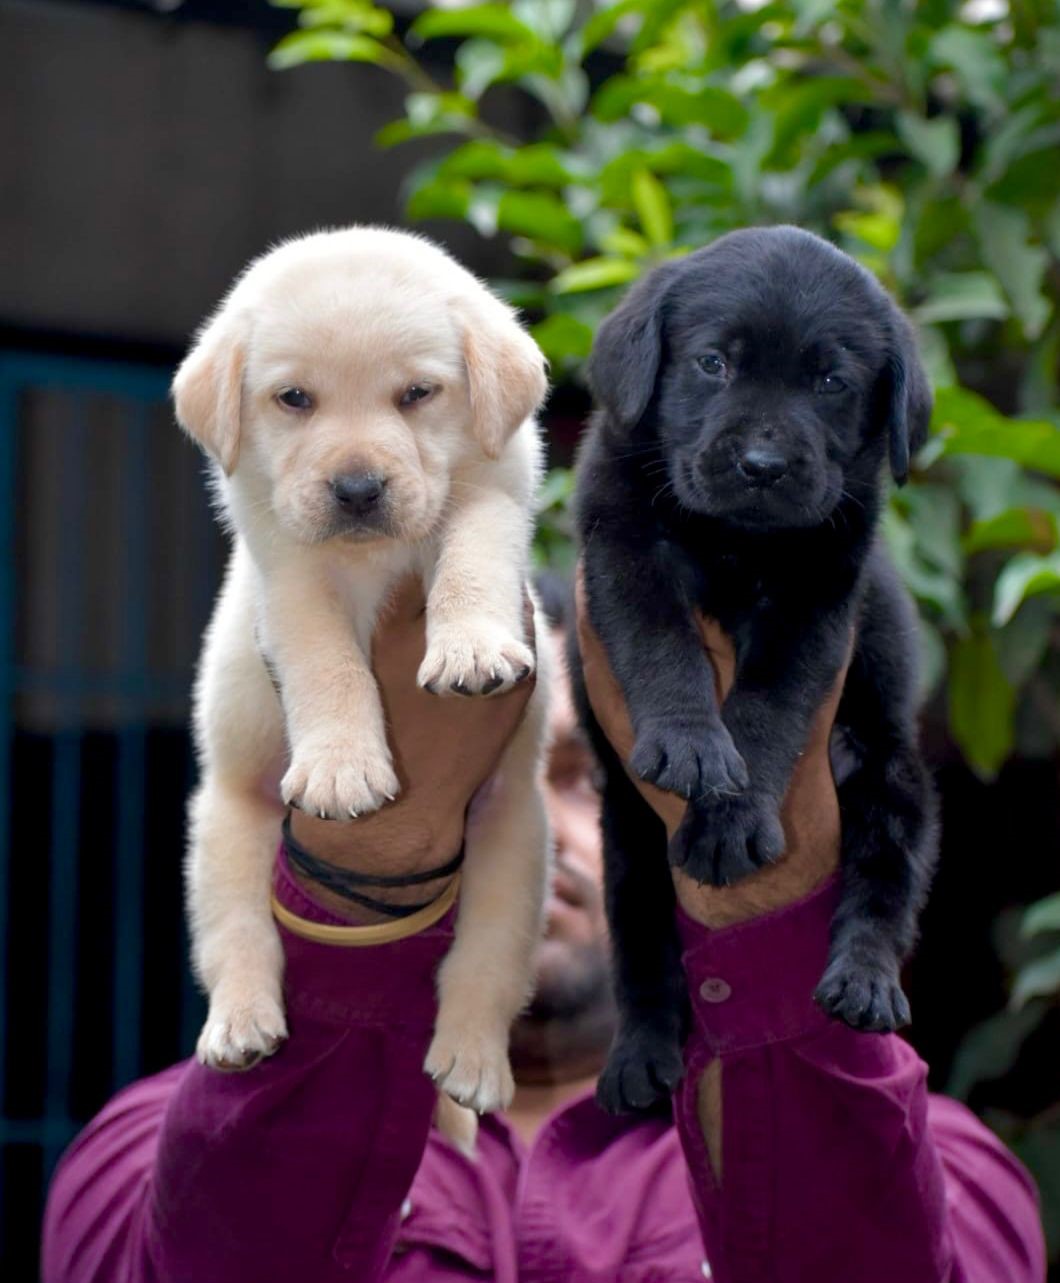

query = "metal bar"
[111,402,149,1088]
[0,363,21,1228]
[0,353,170,403]
[10,666,189,700]
[42,393,87,1180]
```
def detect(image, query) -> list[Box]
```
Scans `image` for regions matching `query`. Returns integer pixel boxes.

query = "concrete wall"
[0,0,495,347]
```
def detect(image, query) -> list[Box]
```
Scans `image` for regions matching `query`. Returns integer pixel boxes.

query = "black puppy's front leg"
[672,609,851,886]
[582,535,747,801]
[815,565,939,1032]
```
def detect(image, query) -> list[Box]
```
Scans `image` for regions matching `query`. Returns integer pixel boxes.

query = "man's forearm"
[143,860,451,1283]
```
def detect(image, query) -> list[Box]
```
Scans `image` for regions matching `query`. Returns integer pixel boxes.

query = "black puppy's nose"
[331,472,387,515]
[738,448,788,485]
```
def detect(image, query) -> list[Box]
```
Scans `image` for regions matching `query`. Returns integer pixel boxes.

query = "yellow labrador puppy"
[173,227,551,1122]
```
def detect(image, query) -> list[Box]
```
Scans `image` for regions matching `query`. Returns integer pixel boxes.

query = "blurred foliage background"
[268,0,1059,1259]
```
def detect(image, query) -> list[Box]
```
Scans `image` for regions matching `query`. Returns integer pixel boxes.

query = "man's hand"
[576,573,842,929]
[287,576,535,922]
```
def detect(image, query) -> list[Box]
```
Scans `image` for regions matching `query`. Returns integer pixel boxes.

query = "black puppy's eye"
[399,383,435,407]
[277,387,313,411]
[815,373,846,395]
[696,352,727,379]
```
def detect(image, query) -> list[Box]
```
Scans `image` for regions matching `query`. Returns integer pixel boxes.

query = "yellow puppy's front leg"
[418,475,535,698]
[265,563,399,819]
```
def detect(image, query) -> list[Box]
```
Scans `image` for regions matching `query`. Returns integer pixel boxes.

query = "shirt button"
[701,1260,713,1278]
[400,1198,413,1222]
[699,977,731,1003]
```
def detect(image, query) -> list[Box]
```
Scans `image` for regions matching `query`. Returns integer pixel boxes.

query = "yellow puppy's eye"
[277,387,313,411]
[399,384,434,407]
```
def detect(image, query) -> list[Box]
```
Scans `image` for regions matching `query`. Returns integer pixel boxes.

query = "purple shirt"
[42,855,1045,1282]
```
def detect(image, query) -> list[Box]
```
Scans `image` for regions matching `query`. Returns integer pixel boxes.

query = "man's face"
[509,629,615,1082]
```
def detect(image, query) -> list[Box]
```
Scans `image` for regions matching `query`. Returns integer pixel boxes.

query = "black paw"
[815,957,911,1032]
[630,717,748,801]
[595,1025,685,1115]
[670,793,785,886]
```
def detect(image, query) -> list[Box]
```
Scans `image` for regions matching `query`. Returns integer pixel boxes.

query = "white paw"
[418,621,535,698]
[281,734,399,819]
[424,1024,515,1115]
[197,991,288,1071]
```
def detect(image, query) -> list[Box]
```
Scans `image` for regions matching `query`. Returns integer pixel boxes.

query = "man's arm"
[578,599,1045,1283]
[42,578,534,1283]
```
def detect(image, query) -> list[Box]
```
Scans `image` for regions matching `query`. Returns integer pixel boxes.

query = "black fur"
[569,226,939,1115]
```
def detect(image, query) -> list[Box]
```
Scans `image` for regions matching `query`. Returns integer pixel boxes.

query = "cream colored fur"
[174,227,551,1126]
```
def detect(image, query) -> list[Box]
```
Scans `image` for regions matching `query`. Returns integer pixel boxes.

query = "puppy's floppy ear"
[881,309,932,486]
[171,311,246,476]
[588,262,675,432]
[458,294,548,460]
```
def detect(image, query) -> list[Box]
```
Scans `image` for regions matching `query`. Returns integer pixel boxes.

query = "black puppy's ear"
[588,264,676,432]
[883,310,933,486]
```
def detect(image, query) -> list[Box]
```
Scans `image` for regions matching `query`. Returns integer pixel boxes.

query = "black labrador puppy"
[570,226,939,1114]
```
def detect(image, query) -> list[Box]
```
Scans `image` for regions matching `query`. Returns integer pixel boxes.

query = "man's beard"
[508,943,617,1084]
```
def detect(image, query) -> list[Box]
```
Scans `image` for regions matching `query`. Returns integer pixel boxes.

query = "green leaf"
[948,624,1015,776]
[903,484,963,577]
[929,26,1006,114]
[995,596,1055,688]
[405,177,472,222]
[947,1003,1048,1099]
[934,387,1060,479]
[551,256,642,294]
[1023,892,1060,939]
[600,226,650,258]
[631,168,673,247]
[438,141,571,188]
[497,190,583,255]
[895,112,959,179]
[1011,945,1060,1008]
[581,0,642,54]
[530,313,594,363]
[268,29,394,70]
[411,4,537,43]
[882,506,966,628]
[964,508,1058,556]
[512,0,575,39]
[914,273,1010,324]
[918,618,947,702]
[293,1,393,36]
[973,204,1052,340]
[992,550,1060,626]
[592,76,748,136]
[834,209,901,253]
[454,39,508,99]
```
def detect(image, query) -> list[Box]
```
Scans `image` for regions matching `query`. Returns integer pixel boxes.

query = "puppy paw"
[670,793,785,886]
[630,717,748,800]
[815,956,911,1032]
[424,1024,515,1115]
[197,992,288,1071]
[418,621,534,697]
[281,734,399,819]
[596,1023,684,1115]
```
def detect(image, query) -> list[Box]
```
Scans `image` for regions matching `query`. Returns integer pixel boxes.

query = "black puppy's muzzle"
[736,446,788,487]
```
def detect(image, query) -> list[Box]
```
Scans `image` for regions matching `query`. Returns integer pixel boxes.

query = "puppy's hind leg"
[189,554,289,1070]
[425,657,551,1118]
[567,630,686,1115]
[815,566,939,1033]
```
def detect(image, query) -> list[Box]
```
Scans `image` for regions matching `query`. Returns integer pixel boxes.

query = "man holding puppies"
[43,573,1044,1282]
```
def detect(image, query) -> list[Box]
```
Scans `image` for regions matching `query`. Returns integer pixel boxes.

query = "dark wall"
[0,0,498,349]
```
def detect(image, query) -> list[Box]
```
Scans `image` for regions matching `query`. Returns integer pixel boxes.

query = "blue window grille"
[0,351,221,1280]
